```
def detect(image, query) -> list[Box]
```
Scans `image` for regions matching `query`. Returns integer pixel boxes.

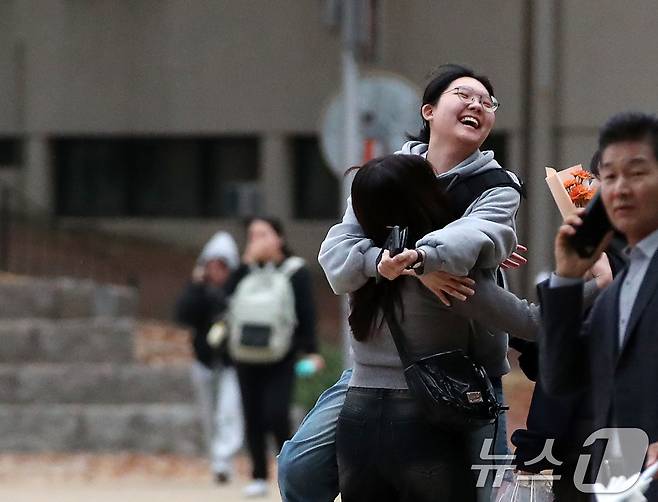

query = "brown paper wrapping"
[545,164,597,219]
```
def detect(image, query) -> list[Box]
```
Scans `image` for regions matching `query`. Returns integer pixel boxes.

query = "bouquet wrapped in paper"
[494,470,554,502]
[545,164,598,219]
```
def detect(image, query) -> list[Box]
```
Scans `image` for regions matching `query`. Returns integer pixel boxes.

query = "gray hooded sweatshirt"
[318,141,522,376]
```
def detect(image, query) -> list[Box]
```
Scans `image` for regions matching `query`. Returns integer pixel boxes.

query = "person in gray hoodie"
[278,64,523,501]
[320,64,524,385]
[175,231,244,484]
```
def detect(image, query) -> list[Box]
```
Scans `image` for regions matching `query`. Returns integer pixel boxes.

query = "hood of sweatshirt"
[395,140,507,183]
[197,231,240,270]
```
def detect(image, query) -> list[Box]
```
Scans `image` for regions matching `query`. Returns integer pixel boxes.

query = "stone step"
[0,276,138,319]
[0,363,195,404]
[0,404,202,454]
[0,318,135,364]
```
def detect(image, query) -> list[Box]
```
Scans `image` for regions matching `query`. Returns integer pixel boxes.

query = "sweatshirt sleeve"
[537,280,591,396]
[289,266,318,354]
[416,186,520,275]
[436,274,599,343]
[318,197,382,294]
[447,275,540,341]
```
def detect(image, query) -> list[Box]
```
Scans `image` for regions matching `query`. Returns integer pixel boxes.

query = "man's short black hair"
[598,112,658,161]
[589,149,601,177]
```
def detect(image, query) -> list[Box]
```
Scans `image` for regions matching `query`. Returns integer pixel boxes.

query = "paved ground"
[0,360,532,502]
[0,452,286,501]
[0,480,285,502]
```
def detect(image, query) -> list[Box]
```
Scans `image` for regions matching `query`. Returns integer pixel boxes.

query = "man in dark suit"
[539,112,658,499]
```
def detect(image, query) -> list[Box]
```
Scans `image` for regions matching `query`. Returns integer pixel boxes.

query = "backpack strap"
[437,169,524,286]
[439,169,526,217]
[279,256,306,278]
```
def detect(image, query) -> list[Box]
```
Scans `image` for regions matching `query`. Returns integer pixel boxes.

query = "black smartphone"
[384,226,408,257]
[568,191,613,258]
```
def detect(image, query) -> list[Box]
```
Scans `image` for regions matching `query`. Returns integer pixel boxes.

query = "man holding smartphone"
[539,112,658,499]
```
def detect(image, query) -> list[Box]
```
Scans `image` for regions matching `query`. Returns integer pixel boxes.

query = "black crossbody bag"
[383,226,507,432]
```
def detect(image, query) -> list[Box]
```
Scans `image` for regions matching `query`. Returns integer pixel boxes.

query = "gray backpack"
[227,257,304,363]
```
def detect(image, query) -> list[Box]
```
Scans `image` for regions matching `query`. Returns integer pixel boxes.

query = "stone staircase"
[0,275,203,454]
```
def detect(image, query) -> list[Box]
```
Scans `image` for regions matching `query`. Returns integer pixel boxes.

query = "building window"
[291,136,339,220]
[0,138,22,168]
[204,140,261,217]
[54,137,259,217]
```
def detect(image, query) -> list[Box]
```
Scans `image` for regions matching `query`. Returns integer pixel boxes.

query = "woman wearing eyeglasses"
[278,65,523,502]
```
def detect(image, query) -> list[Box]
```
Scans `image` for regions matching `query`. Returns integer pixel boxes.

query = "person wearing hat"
[175,231,243,484]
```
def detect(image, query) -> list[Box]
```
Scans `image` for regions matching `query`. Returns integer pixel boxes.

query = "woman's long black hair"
[348,154,456,341]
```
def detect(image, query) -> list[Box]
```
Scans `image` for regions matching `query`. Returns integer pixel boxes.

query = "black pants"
[336,386,476,502]
[236,358,295,480]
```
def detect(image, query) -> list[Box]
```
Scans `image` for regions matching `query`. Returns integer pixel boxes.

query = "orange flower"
[569,183,588,198]
[569,184,595,207]
[572,168,593,181]
[562,167,596,207]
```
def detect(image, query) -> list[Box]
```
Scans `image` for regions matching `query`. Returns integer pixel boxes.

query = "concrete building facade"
[1,0,657,295]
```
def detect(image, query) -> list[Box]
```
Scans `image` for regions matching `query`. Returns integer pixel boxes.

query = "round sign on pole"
[320,72,422,176]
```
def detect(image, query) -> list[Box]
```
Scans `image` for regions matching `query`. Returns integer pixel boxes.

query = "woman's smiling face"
[422,76,496,151]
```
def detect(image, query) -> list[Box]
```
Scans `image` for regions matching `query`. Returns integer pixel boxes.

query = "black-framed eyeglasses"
[442,86,499,113]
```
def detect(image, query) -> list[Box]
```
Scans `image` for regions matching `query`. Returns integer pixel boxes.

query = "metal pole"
[340,0,361,368]
[524,0,561,300]
[0,183,10,271]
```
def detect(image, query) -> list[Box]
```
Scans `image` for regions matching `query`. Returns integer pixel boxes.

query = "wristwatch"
[408,249,425,275]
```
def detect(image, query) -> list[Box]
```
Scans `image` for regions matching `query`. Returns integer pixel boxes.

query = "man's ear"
[421,103,434,122]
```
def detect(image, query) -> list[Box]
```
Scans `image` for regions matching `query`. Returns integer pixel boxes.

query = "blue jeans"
[277,369,508,502]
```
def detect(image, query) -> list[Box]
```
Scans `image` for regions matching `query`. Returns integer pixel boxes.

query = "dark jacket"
[538,249,658,500]
[511,234,629,474]
[175,281,230,368]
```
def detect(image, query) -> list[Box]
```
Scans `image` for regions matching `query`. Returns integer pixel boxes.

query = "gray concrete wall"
[2,0,658,290]
[9,0,341,134]
[561,0,658,128]
[380,0,524,133]
[2,0,526,133]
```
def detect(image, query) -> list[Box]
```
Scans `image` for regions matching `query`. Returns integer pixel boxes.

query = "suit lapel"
[619,251,658,356]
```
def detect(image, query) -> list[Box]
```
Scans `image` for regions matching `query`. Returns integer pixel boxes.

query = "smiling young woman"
[279,64,524,502]
[415,68,498,175]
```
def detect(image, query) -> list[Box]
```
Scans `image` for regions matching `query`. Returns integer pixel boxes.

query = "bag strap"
[438,169,526,217]
[279,256,305,278]
[384,309,414,370]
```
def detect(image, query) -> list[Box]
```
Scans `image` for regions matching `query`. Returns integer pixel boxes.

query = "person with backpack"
[224,216,321,498]
[174,230,243,484]
[278,64,526,502]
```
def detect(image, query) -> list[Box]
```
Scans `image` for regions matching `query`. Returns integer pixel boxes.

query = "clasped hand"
[376,249,420,280]
[377,244,532,306]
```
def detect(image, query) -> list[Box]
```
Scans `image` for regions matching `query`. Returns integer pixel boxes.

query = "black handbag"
[383,226,507,431]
